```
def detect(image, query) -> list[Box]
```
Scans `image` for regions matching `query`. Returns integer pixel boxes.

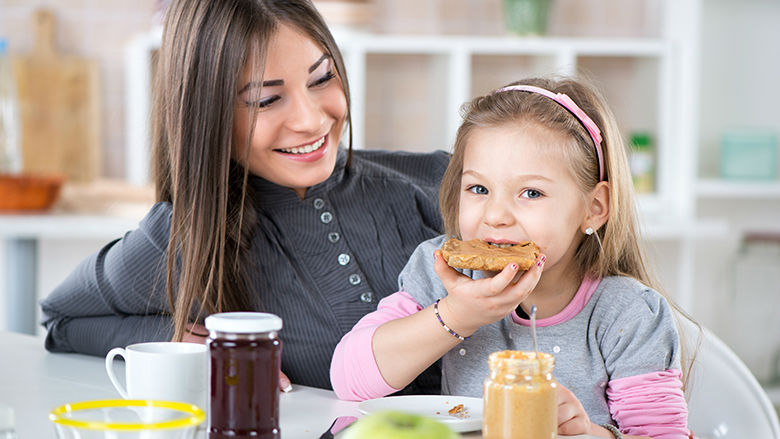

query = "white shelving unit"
[697,179,780,199]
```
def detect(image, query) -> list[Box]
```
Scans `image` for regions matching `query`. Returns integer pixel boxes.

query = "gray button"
[328,232,340,243]
[338,253,350,265]
[360,292,374,303]
[320,211,333,224]
[313,198,325,209]
[349,274,361,285]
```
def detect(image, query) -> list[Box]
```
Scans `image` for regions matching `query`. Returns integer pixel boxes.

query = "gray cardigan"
[40,148,449,391]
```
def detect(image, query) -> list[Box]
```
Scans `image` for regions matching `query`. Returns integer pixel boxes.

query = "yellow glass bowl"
[49,399,205,433]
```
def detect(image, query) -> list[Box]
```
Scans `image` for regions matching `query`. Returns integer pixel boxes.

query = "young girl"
[331,77,690,438]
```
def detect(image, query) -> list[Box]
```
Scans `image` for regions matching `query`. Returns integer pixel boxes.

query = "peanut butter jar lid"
[205,312,282,333]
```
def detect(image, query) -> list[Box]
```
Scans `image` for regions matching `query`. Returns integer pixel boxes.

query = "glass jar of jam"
[205,312,282,439]
[482,350,557,439]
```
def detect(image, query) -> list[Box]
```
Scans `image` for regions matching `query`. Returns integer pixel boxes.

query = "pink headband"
[494,84,605,182]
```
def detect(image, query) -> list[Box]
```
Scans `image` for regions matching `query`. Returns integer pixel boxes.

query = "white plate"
[357,395,483,433]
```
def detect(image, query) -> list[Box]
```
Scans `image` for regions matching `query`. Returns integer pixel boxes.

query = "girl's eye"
[467,185,489,195]
[309,70,336,87]
[521,189,543,199]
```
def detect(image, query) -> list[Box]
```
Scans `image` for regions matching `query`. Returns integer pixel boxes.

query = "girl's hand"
[558,384,648,438]
[557,383,594,436]
[432,250,545,336]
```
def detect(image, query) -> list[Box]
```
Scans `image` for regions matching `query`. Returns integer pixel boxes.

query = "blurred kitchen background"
[1,0,779,412]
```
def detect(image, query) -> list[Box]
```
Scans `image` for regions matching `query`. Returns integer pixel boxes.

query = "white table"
[0,332,600,438]
[0,331,364,438]
[0,214,138,334]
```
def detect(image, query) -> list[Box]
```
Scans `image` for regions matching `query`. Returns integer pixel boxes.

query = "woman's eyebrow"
[238,80,280,94]
[309,53,329,73]
[238,54,330,94]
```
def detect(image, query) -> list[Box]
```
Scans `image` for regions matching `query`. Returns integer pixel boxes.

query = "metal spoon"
[530,304,539,358]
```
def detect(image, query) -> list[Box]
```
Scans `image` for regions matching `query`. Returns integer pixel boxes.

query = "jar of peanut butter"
[482,350,557,439]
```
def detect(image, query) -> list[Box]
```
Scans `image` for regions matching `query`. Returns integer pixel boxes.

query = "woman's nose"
[286,89,324,133]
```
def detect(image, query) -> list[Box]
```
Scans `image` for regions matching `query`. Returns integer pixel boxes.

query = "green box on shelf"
[719,130,778,180]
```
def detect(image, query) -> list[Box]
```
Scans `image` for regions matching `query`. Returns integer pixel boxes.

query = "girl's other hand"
[432,250,545,336]
[557,383,594,436]
[557,384,649,438]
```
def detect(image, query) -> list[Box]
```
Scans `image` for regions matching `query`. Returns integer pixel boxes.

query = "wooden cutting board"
[12,9,101,182]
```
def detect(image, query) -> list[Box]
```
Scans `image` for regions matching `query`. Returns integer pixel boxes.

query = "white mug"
[105,342,208,413]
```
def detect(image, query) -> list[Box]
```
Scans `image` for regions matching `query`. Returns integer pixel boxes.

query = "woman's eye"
[521,189,542,199]
[467,185,489,195]
[309,70,336,87]
[248,95,280,109]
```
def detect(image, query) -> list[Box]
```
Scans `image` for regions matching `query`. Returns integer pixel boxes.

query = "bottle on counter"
[482,350,557,439]
[0,37,22,174]
[629,132,655,193]
[205,312,283,439]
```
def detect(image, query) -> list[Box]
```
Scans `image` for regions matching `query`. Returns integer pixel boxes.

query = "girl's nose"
[286,89,324,133]
[483,195,514,227]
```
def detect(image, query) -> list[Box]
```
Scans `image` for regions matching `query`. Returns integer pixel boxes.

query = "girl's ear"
[582,181,610,233]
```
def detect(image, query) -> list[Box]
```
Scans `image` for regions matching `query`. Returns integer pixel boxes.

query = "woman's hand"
[181,323,208,344]
[279,371,292,393]
[432,250,545,337]
[181,323,293,393]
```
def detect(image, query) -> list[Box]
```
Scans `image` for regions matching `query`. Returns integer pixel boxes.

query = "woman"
[40,0,446,393]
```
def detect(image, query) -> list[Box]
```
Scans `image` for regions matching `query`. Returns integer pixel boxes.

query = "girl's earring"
[585,227,594,236]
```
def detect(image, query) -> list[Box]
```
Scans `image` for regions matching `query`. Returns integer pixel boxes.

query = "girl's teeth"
[281,136,325,154]
[489,243,516,248]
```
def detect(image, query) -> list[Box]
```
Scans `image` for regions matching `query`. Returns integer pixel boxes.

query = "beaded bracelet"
[433,299,469,341]
[601,423,623,439]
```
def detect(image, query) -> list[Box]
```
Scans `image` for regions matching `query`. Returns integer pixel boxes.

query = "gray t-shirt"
[399,235,681,424]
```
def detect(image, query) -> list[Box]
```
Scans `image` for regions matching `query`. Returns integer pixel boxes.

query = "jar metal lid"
[205,312,282,333]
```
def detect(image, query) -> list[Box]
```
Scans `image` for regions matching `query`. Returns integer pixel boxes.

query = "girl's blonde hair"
[439,76,698,386]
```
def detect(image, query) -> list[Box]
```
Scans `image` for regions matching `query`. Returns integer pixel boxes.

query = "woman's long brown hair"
[152,0,352,341]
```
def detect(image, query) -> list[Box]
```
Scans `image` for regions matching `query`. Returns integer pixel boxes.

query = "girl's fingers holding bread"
[506,253,545,303]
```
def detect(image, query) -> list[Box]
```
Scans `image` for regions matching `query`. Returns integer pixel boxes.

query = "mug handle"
[105,347,130,399]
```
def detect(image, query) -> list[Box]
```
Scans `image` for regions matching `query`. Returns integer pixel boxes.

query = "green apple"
[344,410,458,439]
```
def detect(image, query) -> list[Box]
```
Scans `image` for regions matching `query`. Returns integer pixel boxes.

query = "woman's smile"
[275,134,330,162]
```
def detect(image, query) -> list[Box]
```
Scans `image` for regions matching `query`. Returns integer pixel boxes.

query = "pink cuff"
[607,369,690,439]
[330,291,422,401]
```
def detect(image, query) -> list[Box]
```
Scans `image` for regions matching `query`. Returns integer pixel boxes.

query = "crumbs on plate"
[447,403,470,419]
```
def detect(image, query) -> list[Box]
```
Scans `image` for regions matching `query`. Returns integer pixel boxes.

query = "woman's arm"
[40,202,175,355]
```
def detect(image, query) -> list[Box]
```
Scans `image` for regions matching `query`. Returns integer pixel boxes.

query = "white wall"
[698,0,780,176]
[692,0,780,386]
